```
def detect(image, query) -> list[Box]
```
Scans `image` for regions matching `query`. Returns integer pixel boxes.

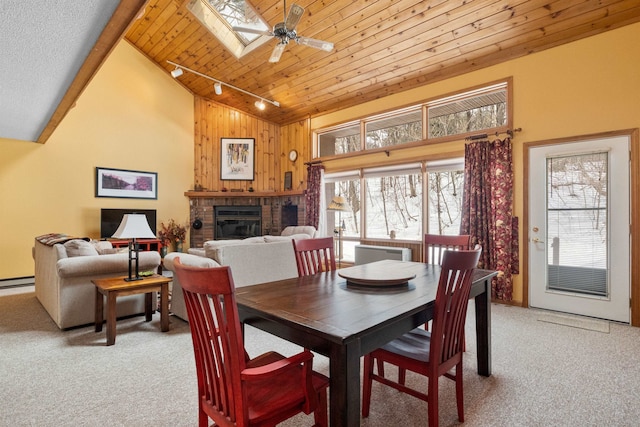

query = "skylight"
[188,0,271,58]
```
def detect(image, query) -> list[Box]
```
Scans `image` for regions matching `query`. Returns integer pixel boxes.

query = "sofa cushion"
[264,234,311,243]
[164,252,220,270]
[91,240,116,255]
[63,239,99,257]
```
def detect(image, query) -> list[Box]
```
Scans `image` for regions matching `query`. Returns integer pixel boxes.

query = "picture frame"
[95,167,158,199]
[221,138,255,181]
[284,171,292,190]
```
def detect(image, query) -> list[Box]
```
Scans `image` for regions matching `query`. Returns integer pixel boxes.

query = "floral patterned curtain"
[461,137,519,301]
[305,164,325,230]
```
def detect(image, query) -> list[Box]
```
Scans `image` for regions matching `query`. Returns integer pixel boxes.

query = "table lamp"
[327,195,351,267]
[111,213,156,281]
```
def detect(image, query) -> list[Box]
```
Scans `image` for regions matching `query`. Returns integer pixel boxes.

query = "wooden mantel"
[185,190,304,198]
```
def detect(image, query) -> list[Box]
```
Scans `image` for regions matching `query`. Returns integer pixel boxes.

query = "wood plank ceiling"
[126,0,640,125]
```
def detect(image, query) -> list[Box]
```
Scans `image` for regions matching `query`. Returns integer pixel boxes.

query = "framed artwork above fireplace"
[220,138,255,181]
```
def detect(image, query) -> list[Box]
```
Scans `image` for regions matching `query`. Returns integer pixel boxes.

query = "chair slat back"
[430,246,482,364]
[292,237,337,276]
[424,234,472,265]
[172,259,246,425]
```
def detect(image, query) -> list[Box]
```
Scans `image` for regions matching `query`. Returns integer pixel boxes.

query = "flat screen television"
[100,208,157,239]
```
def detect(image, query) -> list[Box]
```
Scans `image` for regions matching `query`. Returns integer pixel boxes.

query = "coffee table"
[93,274,171,346]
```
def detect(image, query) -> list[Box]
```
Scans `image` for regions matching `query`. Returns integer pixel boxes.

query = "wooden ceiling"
[126,0,640,125]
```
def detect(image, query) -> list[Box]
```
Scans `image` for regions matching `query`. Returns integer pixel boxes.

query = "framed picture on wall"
[220,138,255,181]
[284,171,292,190]
[95,167,158,199]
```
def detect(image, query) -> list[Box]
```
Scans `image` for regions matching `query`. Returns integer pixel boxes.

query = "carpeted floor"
[2,286,640,426]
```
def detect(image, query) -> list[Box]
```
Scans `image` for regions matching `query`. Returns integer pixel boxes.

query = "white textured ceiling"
[0,0,120,142]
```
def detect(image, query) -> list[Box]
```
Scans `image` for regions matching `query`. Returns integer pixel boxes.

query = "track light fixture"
[167,60,280,109]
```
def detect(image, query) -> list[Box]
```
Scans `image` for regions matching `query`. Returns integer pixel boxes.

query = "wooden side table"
[93,274,171,346]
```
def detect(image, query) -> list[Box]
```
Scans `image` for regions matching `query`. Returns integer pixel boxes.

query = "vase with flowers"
[158,219,187,253]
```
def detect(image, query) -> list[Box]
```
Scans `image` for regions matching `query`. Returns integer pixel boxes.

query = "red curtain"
[305,164,324,229]
[461,137,519,301]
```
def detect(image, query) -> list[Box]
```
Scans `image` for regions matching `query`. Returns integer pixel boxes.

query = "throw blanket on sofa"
[36,233,90,246]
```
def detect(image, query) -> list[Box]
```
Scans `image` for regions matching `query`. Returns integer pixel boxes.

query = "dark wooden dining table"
[235,259,497,427]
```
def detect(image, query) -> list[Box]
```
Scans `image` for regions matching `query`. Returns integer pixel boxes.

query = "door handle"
[532,237,544,243]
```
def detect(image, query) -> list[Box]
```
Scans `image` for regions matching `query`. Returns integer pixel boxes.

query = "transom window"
[315,79,510,158]
[428,82,507,139]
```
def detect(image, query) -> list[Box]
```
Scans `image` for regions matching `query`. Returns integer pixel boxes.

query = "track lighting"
[167,60,280,110]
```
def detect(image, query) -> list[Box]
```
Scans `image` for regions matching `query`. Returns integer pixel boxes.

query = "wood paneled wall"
[280,119,310,192]
[193,97,309,192]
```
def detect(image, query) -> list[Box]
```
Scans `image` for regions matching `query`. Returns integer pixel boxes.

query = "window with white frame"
[324,159,464,262]
[364,164,422,240]
[426,159,465,235]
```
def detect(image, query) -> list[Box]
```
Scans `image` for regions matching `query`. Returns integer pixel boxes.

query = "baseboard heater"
[0,276,35,288]
[354,245,412,265]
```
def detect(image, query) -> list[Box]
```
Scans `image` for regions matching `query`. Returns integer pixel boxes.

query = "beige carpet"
[2,287,640,426]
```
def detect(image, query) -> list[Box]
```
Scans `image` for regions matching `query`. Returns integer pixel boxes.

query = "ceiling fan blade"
[296,36,334,52]
[269,43,287,63]
[232,26,272,36]
[284,3,304,31]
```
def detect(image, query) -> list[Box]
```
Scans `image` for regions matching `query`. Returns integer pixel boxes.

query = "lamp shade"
[327,195,351,212]
[111,214,156,239]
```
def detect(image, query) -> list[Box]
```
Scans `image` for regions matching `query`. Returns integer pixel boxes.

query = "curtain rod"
[465,128,522,141]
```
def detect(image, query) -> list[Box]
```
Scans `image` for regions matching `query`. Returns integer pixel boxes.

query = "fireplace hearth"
[214,206,261,240]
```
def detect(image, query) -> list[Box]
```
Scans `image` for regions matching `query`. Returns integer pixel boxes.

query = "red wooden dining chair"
[362,247,482,427]
[423,233,472,264]
[292,237,337,276]
[172,258,329,427]
[423,234,472,331]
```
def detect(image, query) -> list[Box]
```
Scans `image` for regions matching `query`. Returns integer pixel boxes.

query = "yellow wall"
[311,22,640,304]
[0,41,194,280]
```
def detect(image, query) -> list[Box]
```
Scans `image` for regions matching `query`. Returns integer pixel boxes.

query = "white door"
[529,136,630,323]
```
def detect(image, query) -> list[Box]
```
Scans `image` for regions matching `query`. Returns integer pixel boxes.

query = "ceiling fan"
[233,1,334,63]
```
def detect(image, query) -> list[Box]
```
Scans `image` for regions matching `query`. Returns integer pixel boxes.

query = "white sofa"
[165,234,312,322]
[34,238,161,329]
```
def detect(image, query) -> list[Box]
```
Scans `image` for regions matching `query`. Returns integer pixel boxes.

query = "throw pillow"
[64,239,99,257]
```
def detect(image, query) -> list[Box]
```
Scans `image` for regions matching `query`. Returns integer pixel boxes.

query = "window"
[187,0,271,58]
[365,108,422,150]
[364,164,422,240]
[426,160,465,235]
[427,82,507,139]
[314,80,510,159]
[325,159,464,262]
[317,122,361,157]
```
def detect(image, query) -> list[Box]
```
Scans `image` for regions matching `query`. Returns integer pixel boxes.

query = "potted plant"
[159,219,187,253]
